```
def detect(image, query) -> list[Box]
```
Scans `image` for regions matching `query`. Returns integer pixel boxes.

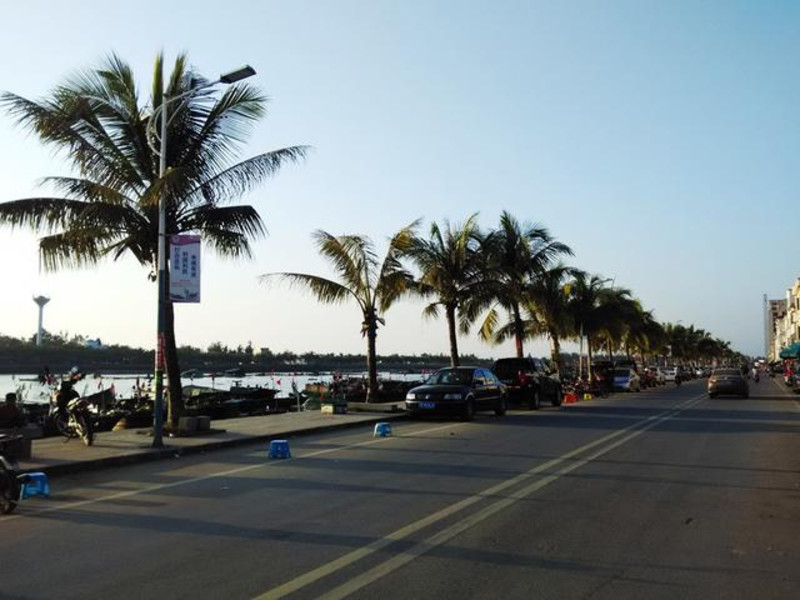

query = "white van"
[658,367,677,382]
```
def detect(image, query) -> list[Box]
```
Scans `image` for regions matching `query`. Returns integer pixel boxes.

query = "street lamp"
[149,64,256,448]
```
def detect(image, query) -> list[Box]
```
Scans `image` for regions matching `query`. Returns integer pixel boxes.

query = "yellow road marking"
[319,397,701,600]
[253,394,705,600]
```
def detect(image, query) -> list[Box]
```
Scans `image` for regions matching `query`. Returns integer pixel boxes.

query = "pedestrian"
[0,392,26,428]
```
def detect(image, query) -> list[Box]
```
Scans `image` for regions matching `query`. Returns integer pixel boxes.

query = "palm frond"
[261,272,354,306]
[0,92,139,192]
[422,303,440,320]
[311,230,369,293]
[376,270,415,312]
[0,197,89,233]
[181,204,266,241]
[191,146,308,205]
[40,177,133,205]
[38,230,106,271]
[478,306,500,342]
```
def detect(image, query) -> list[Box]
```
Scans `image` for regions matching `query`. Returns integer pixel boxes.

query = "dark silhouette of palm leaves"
[0,52,307,421]
[406,214,483,366]
[475,211,573,356]
[0,52,307,273]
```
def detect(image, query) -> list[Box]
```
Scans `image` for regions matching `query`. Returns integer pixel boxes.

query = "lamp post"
[150,64,256,448]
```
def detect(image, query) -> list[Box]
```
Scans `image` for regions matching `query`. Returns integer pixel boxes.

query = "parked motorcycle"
[50,381,94,446]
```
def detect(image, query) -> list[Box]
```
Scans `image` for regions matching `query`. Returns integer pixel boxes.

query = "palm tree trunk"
[164,300,183,428]
[366,322,378,402]
[513,304,524,358]
[549,330,561,374]
[607,336,613,362]
[446,304,459,367]
[588,341,594,381]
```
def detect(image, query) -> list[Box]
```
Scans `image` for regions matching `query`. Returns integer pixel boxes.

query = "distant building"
[770,279,800,361]
[85,338,104,350]
[765,297,786,360]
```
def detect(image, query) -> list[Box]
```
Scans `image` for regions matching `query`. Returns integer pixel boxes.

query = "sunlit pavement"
[2,378,799,600]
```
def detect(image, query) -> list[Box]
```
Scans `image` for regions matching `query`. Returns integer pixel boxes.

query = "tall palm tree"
[565,273,610,378]
[476,211,572,357]
[593,287,636,361]
[522,264,577,374]
[262,224,417,401]
[406,215,483,367]
[0,53,306,426]
[625,309,665,364]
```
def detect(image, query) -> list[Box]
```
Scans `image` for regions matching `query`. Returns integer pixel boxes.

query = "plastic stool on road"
[268,439,291,459]
[21,472,50,499]
[373,422,393,438]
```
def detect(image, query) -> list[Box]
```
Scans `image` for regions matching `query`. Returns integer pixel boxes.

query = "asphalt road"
[2,378,799,600]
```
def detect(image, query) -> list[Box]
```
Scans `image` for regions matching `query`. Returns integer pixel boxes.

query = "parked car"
[708,368,749,398]
[405,367,507,420]
[491,357,562,409]
[659,367,677,383]
[613,368,641,392]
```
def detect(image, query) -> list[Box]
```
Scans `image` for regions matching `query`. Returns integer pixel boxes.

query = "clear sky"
[1,0,798,359]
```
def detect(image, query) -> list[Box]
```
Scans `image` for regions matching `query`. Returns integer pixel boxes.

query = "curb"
[21,413,408,478]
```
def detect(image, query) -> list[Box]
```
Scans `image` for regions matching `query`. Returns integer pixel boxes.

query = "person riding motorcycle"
[54,368,82,416]
[50,367,94,446]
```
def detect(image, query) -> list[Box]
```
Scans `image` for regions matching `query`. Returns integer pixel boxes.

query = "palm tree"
[593,287,637,361]
[476,211,572,357]
[625,309,665,364]
[565,273,610,378]
[261,224,417,401]
[406,215,483,367]
[523,264,577,374]
[0,53,306,426]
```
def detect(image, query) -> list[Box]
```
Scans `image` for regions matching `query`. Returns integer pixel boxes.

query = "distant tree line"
[0,331,492,375]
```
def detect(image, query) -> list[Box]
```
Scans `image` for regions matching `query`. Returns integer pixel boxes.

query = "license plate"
[420,401,435,409]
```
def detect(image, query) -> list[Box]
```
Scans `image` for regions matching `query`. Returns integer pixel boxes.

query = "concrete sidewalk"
[17,409,406,477]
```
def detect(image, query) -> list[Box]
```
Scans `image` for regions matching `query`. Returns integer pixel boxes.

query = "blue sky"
[0,0,798,359]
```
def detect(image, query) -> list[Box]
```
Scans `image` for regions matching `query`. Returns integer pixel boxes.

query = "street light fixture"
[219,65,256,84]
[150,63,256,448]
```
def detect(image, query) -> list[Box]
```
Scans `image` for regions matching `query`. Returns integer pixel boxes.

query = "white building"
[770,279,800,360]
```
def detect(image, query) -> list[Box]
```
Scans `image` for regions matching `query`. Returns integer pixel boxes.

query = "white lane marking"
[252,395,706,600]
[0,421,463,523]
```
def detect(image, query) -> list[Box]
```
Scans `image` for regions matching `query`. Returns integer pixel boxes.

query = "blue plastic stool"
[373,422,393,437]
[268,439,291,459]
[21,472,50,499]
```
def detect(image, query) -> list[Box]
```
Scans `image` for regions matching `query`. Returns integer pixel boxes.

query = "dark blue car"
[405,367,507,420]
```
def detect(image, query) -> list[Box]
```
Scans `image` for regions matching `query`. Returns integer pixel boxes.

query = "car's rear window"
[493,359,530,378]
[714,369,741,377]
[426,369,473,385]
[613,369,631,376]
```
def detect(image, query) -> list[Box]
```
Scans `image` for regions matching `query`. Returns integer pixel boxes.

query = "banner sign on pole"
[169,235,201,303]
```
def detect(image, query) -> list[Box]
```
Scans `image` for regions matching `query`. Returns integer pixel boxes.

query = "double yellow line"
[254,393,706,600]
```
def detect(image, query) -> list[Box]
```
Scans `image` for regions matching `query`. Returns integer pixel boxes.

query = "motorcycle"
[675,375,682,387]
[49,384,94,447]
